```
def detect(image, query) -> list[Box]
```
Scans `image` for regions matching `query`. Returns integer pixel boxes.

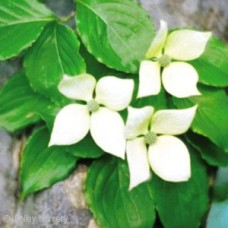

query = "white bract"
[125,105,197,190]
[138,20,212,98]
[49,74,134,159]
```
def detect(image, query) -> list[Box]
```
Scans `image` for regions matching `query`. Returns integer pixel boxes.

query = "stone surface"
[0,0,228,227]
[0,131,19,228]
[0,59,22,88]
[15,166,92,228]
[64,165,88,209]
[88,219,100,228]
[139,0,228,41]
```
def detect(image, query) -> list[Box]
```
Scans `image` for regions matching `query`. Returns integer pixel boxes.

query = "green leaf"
[20,126,77,200]
[207,200,228,228]
[186,132,228,167]
[80,44,124,78]
[77,0,155,73]
[66,133,104,158]
[132,88,168,110]
[24,22,86,104]
[0,72,55,132]
[0,0,55,60]
[173,86,228,152]
[85,157,156,228]
[152,150,209,228]
[38,104,61,131]
[190,36,228,87]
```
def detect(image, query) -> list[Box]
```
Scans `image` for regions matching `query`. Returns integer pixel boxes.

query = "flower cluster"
[138,20,211,98]
[49,20,211,189]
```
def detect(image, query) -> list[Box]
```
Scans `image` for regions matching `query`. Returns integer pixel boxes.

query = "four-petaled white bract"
[49,74,134,159]
[137,20,212,98]
[125,105,197,190]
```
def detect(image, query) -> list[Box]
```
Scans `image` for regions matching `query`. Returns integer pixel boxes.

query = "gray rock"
[0,59,22,88]
[45,0,76,27]
[64,165,88,210]
[140,0,228,41]
[15,167,92,228]
[0,131,20,227]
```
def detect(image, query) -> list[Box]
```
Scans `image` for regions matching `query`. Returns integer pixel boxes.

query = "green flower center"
[144,131,157,145]
[158,54,171,67]
[87,99,99,113]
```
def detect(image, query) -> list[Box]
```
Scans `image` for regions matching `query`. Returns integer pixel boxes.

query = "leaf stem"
[60,11,75,23]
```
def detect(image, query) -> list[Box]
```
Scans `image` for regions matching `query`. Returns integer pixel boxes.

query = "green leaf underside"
[0,0,55,60]
[152,150,209,228]
[207,200,228,228]
[190,36,228,87]
[172,87,228,152]
[77,0,155,73]
[24,22,86,105]
[0,72,55,132]
[187,132,228,167]
[20,126,77,200]
[86,157,156,228]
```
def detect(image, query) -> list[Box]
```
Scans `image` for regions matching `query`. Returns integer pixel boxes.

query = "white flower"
[137,20,212,98]
[125,105,197,190]
[49,74,134,159]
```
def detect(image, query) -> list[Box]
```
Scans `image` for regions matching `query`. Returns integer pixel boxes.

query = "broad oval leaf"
[152,149,209,228]
[85,157,156,228]
[24,22,86,104]
[20,126,77,200]
[77,0,155,73]
[190,37,228,87]
[173,86,228,152]
[0,72,54,132]
[0,0,55,60]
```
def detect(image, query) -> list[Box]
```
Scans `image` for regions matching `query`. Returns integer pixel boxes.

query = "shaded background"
[0,0,227,227]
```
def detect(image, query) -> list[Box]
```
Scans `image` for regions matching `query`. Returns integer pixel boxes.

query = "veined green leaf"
[152,150,209,228]
[0,0,55,60]
[20,126,77,200]
[0,72,55,132]
[85,157,156,228]
[80,44,124,78]
[190,37,228,87]
[24,22,86,104]
[77,0,155,73]
[173,86,228,152]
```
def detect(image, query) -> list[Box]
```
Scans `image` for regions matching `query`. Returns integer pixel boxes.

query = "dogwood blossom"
[125,105,197,190]
[137,20,212,98]
[49,74,134,159]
